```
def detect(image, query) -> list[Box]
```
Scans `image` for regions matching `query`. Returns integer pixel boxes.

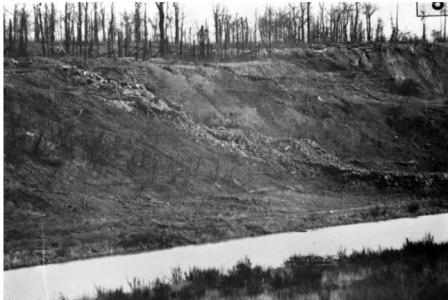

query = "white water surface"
[4,213,448,300]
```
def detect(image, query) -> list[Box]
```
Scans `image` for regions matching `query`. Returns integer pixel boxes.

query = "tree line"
[4,2,448,60]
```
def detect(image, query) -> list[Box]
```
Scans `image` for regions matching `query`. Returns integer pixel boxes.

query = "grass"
[86,235,448,300]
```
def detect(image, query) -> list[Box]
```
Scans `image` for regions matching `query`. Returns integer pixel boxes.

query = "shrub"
[152,279,172,300]
[185,267,221,289]
[246,265,265,296]
[177,282,206,300]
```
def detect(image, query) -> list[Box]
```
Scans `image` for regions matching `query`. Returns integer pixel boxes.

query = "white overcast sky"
[3,1,448,39]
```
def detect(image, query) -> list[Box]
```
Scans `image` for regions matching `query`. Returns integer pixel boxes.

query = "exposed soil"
[4,43,448,269]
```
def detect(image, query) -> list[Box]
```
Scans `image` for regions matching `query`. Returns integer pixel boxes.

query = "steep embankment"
[4,44,448,269]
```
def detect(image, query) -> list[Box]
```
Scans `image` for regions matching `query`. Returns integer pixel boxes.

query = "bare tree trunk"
[354,3,359,42]
[300,4,305,43]
[108,3,115,57]
[213,4,220,53]
[38,4,46,56]
[94,3,99,53]
[117,30,123,57]
[13,5,18,55]
[143,4,148,60]
[84,2,89,60]
[71,8,76,54]
[134,3,141,60]
[8,19,13,56]
[422,15,426,43]
[180,13,185,56]
[123,12,131,57]
[101,5,106,43]
[50,3,55,54]
[156,2,165,56]
[174,3,180,55]
[34,6,40,42]
[77,3,82,56]
[306,2,311,44]
[64,4,71,54]
[444,5,447,41]
[44,4,49,53]
[19,7,28,56]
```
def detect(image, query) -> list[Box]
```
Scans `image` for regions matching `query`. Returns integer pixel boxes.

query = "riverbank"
[5,195,448,270]
[85,235,448,300]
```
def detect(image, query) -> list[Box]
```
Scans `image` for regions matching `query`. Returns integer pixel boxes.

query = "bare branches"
[3,2,434,60]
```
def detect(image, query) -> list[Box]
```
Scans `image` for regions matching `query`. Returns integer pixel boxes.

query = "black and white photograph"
[2,1,448,299]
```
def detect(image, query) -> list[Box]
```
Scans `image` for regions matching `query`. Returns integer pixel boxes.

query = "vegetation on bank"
[86,235,448,300]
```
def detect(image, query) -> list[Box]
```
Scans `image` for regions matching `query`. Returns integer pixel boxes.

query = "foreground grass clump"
[90,235,448,300]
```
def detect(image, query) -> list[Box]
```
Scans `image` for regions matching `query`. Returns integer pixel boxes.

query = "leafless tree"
[143,3,149,60]
[173,2,180,53]
[363,3,377,42]
[77,3,82,55]
[155,2,165,56]
[94,3,99,52]
[134,3,142,59]
[108,3,116,57]
[64,3,71,53]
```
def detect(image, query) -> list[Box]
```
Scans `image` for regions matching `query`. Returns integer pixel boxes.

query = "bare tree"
[64,3,71,53]
[94,3,99,53]
[13,4,19,54]
[341,3,353,42]
[156,2,165,56]
[35,4,46,56]
[134,3,142,59]
[143,3,149,60]
[353,2,360,42]
[174,2,180,53]
[363,3,377,42]
[375,17,385,43]
[33,5,40,42]
[123,11,131,57]
[77,3,82,55]
[84,2,89,59]
[108,3,116,57]
[100,4,106,43]
[306,2,311,44]
[49,3,55,53]
[18,6,29,56]
[444,4,447,41]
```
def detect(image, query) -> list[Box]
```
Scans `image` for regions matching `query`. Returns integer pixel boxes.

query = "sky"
[3,1,448,40]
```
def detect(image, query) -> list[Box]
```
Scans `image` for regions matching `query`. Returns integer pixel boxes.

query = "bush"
[176,282,206,300]
[152,279,172,300]
[246,265,265,296]
[185,267,221,289]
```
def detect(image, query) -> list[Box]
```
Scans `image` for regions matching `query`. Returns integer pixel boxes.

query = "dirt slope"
[4,44,448,269]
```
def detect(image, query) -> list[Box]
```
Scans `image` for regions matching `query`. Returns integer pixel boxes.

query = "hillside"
[4,43,448,269]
